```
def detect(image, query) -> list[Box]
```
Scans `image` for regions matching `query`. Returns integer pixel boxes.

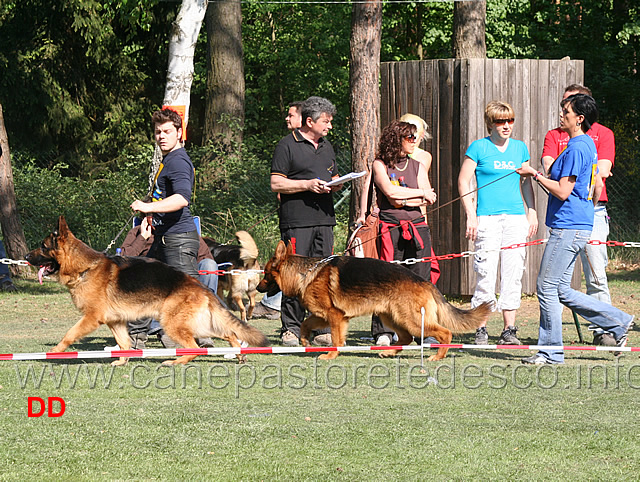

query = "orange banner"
[162,104,187,141]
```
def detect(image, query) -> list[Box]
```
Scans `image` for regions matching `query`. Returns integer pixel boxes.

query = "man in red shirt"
[541,84,616,346]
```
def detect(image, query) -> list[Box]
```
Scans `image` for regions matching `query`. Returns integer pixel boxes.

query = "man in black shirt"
[270,96,342,346]
[128,108,202,348]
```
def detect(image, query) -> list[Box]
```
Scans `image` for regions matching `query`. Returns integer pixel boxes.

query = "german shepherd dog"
[25,216,269,366]
[258,241,491,361]
[204,231,261,322]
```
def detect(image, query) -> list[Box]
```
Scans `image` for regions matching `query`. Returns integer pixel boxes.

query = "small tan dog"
[204,231,261,321]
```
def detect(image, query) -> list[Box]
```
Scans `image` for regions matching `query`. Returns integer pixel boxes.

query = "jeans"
[198,258,219,294]
[536,228,633,363]
[580,204,611,304]
[471,214,528,312]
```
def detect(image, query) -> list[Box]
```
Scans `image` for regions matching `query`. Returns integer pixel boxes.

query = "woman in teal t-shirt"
[458,100,538,346]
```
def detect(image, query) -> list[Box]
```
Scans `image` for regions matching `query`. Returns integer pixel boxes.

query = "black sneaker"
[0,279,18,292]
[499,326,521,345]
[129,333,147,350]
[474,327,489,345]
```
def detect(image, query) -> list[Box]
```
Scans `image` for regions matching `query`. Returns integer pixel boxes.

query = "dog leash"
[103,215,135,254]
[214,205,280,246]
[306,255,339,275]
[345,171,518,255]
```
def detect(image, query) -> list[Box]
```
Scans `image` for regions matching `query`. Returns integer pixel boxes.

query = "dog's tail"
[208,298,270,347]
[232,317,270,347]
[235,230,259,268]
[435,294,491,333]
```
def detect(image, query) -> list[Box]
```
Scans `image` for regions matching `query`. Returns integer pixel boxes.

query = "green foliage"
[12,153,148,250]
[486,0,537,58]
[239,2,352,143]
[0,0,172,177]
[381,2,453,60]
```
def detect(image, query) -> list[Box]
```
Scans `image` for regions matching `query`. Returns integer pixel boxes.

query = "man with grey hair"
[270,96,342,346]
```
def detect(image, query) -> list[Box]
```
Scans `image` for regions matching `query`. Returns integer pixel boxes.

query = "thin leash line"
[104,185,154,254]
[344,170,518,255]
[425,170,518,216]
[220,205,280,246]
[103,215,135,254]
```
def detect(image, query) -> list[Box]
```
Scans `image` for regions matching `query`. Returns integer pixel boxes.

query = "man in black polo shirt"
[271,96,342,346]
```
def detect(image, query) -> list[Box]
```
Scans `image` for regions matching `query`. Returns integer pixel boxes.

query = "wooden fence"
[380,58,584,295]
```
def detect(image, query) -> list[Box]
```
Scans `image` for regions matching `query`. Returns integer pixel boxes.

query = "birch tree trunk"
[349,1,382,224]
[0,103,29,273]
[149,0,208,191]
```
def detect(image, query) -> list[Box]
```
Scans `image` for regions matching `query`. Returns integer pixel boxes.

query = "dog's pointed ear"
[57,215,71,238]
[275,240,287,261]
[285,241,295,256]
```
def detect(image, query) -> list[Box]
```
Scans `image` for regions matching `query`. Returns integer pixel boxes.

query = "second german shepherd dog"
[26,216,269,366]
[258,241,491,361]
[204,231,261,322]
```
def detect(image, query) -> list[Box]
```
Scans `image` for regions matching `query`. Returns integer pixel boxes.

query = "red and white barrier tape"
[392,238,640,267]
[7,237,639,276]
[1,343,638,361]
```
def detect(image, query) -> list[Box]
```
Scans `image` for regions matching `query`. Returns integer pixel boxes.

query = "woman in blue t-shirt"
[458,101,538,346]
[517,94,633,364]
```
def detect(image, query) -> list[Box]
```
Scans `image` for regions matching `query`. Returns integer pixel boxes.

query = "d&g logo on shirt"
[493,160,516,170]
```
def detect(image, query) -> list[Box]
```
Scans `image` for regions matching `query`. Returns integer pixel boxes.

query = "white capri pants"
[471,214,529,312]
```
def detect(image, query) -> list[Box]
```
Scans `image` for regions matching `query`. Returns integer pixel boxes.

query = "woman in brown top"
[371,120,437,345]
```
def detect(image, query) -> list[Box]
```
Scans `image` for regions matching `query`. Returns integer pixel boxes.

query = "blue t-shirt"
[464,137,530,216]
[546,135,598,230]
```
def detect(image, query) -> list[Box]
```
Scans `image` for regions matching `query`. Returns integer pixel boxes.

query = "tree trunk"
[453,0,487,58]
[150,0,208,190]
[0,103,29,275]
[349,1,382,225]
[203,0,245,145]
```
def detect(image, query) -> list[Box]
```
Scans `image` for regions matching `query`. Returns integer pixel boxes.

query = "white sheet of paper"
[325,170,367,187]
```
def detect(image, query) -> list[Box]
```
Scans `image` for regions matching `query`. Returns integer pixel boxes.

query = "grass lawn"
[0,268,639,481]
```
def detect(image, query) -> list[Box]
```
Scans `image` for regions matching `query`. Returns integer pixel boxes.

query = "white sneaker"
[376,335,392,347]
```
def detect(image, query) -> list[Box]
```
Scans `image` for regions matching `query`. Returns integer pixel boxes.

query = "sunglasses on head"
[494,118,515,126]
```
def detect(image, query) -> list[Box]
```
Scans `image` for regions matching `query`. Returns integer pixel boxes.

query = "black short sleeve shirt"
[271,130,338,229]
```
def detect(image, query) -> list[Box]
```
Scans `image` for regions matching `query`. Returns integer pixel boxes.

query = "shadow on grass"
[12,278,67,296]
[608,267,640,282]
